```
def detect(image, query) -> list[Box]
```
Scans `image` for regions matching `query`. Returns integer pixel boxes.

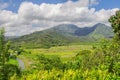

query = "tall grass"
[10,69,120,80]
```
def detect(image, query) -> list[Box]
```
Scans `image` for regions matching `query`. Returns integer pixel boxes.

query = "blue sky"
[0,0,120,36]
[1,0,120,12]
[1,0,77,12]
[94,0,120,10]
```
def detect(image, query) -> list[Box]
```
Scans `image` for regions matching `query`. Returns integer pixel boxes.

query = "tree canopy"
[109,10,120,40]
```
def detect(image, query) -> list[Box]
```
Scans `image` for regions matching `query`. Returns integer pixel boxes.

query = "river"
[16,58,25,70]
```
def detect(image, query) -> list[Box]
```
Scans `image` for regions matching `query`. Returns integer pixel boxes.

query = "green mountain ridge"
[11,23,114,48]
[88,23,113,38]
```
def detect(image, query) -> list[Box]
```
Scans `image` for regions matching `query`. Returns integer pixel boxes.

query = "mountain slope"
[12,30,70,48]
[74,25,97,36]
[11,23,114,48]
[89,23,113,38]
[51,24,79,36]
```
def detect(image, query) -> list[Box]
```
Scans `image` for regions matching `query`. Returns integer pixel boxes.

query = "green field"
[12,42,120,80]
[18,45,92,69]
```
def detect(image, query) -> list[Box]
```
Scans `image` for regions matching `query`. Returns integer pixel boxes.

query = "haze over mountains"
[12,23,114,48]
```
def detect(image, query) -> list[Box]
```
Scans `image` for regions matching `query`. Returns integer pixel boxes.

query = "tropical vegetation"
[0,10,120,80]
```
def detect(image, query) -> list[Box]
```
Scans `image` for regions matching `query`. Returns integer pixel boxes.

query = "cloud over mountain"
[0,0,119,36]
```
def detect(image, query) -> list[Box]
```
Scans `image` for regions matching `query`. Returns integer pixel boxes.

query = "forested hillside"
[11,23,113,48]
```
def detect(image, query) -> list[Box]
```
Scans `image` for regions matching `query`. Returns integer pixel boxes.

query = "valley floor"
[18,45,92,69]
[10,44,120,80]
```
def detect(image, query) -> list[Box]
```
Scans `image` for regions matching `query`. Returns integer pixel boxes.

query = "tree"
[0,28,21,80]
[108,10,120,75]
[109,10,120,40]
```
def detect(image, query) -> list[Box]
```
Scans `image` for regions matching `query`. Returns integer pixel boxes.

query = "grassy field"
[18,44,92,69]
[11,43,120,80]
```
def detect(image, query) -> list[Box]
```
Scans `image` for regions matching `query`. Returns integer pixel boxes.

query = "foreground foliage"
[0,28,21,80]
[10,69,120,80]
[109,10,120,40]
[9,39,120,80]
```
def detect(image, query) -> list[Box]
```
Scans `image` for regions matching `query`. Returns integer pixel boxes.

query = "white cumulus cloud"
[0,0,119,36]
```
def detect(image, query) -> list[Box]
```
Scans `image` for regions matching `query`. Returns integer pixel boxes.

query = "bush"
[32,54,64,70]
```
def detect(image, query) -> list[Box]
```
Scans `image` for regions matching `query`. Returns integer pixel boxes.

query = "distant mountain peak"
[53,24,79,29]
[93,23,109,28]
[89,23,113,38]
[51,24,79,35]
[12,23,113,48]
[96,23,105,25]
